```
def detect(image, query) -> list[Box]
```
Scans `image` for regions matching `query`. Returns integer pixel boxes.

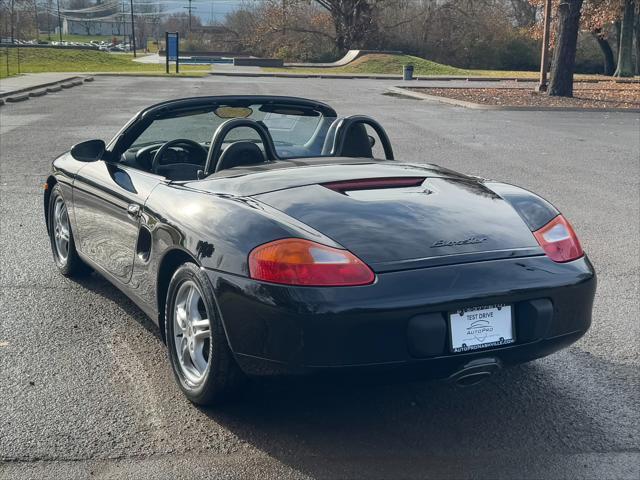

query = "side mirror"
[70,139,105,162]
[368,134,376,148]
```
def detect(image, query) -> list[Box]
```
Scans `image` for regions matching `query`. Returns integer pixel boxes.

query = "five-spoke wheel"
[47,184,89,276]
[165,263,244,405]
[173,280,211,387]
[52,196,70,263]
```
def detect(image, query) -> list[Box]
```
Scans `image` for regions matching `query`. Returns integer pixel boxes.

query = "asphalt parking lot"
[1,76,638,479]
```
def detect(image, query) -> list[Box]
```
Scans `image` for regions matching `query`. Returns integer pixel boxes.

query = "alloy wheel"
[173,280,212,387]
[53,196,70,264]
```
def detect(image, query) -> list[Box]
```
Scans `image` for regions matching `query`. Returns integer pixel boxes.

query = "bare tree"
[509,0,539,26]
[314,0,384,51]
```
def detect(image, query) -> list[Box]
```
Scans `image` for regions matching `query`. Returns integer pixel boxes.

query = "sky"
[139,0,251,24]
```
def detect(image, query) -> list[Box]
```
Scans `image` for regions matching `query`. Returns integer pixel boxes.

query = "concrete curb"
[0,74,90,106]
[386,86,640,113]
[92,73,206,78]
[208,70,639,83]
[210,71,403,80]
[5,93,30,102]
[0,75,83,99]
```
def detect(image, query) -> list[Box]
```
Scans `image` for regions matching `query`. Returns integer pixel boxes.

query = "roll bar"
[331,115,395,160]
[202,118,279,177]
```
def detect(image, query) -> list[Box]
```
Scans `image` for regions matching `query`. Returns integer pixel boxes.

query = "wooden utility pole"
[56,0,62,42]
[282,0,286,35]
[183,0,194,36]
[34,0,39,42]
[122,0,126,44]
[10,0,15,43]
[47,0,51,40]
[129,0,136,57]
[537,0,553,92]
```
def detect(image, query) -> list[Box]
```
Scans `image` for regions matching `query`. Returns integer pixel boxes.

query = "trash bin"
[403,64,414,81]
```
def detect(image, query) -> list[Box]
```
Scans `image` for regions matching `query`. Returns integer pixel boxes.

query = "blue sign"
[167,33,178,61]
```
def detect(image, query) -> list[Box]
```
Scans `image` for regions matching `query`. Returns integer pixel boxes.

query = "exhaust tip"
[449,357,501,387]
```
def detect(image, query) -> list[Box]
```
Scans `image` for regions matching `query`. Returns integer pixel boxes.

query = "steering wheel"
[151,139,208,176]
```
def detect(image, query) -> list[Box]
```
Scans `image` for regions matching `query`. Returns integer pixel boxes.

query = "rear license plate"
[449,304,514,353]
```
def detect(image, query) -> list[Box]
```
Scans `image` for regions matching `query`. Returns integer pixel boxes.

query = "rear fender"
[485,182,559,231]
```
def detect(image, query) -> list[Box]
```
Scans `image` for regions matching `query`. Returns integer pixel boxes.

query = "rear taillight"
[533,215,583,263]
[249,238,375,286]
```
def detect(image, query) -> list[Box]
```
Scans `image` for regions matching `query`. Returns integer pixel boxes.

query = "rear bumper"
[206,255,596,378]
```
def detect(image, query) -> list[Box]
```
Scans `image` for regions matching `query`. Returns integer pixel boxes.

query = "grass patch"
[335,54,470,75]
[0,47,209,78]
[265,54,473,76]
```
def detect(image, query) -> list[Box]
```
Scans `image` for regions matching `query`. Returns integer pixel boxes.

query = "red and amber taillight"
[249,238,375,286]
[533,215,583,263]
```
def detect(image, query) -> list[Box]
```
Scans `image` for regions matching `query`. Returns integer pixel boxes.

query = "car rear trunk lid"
[254,177,542,272]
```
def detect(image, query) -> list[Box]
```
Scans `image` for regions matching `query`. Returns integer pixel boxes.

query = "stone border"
[5,93,29,102]
[0,75,83,99]
[0,75,93,106]
[387,86,640,113]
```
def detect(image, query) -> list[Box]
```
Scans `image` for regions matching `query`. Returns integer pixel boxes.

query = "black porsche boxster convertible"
[45,95,596,405]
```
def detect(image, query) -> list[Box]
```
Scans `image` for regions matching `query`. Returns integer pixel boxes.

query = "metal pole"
[56,0,62,42]
[165,31,169,73]
[537,0,553,92]
[188,0,192,34]
[129,0,136,57]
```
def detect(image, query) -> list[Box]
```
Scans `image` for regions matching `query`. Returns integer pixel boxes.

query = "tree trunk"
[592,31,615,76]
[549,0,583,97]
[614,0,636,77]
[635,4,640,75]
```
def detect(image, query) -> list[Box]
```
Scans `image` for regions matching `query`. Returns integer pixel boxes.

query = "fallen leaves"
[410,82,640,109]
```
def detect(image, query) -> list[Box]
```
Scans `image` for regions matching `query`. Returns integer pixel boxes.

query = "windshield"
[131,103,337,158]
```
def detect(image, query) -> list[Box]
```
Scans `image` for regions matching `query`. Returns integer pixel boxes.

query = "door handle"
[127,203,141,218]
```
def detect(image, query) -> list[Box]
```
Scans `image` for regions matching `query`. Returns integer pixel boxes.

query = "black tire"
[165,262,245,405]
[48,184,90,277]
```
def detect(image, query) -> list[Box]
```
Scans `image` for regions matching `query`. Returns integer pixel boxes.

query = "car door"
[72,160,164,284]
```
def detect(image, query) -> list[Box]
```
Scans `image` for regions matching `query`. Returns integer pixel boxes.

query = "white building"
[62,16,131,36]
